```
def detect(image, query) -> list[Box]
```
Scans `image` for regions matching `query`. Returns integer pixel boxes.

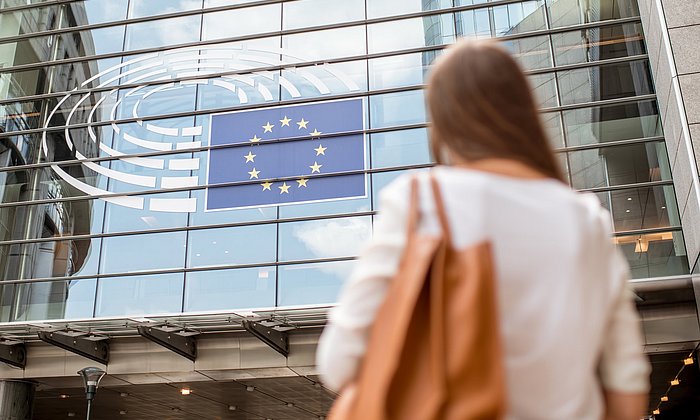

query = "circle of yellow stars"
[243,116,327,194]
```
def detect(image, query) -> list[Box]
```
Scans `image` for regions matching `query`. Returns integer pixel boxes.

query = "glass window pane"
[371,128,431,169]
[76,0,129,25]
[456,8,493,39]
[8,278,96,321]
[370,90,427,129]
[100,232,186,274]
[128,0,202,18]
[369,52,431,90]
[283,0,364,30]
[368,14,455,55]
[278,260,354,306]
[278,216,371,261]
[541,111,564,149]
[95,273,184,316]
[187,225,276,268]
[615,231,689,279]
[547,0,640,28]
[528,73,558,108]
[493,1,546,36]
[0,238,100,282]
[367,0,452,19]
[557,60,654,106]
[184,267,276,311]
[563,100,662,147]
[501,35,552,71]
[202,4,281,41]
[568,141,671,190]
[552,22,645,66]
[282,26,366,61]
[605,185,679,232]
[125,15,201,51]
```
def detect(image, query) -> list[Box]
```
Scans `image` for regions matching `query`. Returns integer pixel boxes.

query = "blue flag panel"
[206,99,366,211]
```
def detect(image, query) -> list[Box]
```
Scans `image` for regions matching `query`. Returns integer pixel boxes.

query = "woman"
[317,40,650,419]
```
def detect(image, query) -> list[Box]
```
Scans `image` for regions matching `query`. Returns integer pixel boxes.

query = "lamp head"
[77,367,106,401]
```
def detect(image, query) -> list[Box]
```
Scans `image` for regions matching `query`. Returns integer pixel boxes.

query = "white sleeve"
[598,249,651,394]
[316,176,411,392]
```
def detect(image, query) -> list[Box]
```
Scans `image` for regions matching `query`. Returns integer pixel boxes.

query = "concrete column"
[0,381,35,420]
[638,0,700,271]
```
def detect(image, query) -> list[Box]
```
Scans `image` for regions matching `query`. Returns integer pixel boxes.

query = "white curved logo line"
[43,44,361,212]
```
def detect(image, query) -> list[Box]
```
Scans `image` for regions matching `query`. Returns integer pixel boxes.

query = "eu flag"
[206,99,366,211]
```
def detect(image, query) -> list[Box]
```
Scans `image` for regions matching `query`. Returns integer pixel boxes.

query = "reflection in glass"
[456,1,546,38]
[282,26,366,61]
[552,23,645,66]
[501,35,552,71]
[602,186,679,232]
[283,0,364,30]
[367,0,451,19]
[568,141,671,190]
[1,278,97,322]
[615,231,689,279]
[541,112,564,149]
[563,100,661,146]
[184,267,275,311]
[128,0,202,18]
[370,90,427,129]
[278,260,354,306]
[202,4,280,41]
[371,128,431,169]
[95,273,184,316]
[547,0,639,28]
[278,216,371,261]
[125,14,200,51]
[100,231,186,273]
[369,53,430,90]
[187,224,276,268]
[557,60,654,105]
[368,14,455,55]
[528,73,558,108]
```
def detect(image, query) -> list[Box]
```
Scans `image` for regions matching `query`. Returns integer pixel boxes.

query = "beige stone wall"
[639,0,700,271]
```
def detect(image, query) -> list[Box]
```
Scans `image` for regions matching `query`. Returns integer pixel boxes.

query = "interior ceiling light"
[684,357,694,365]
[671,378,680,386]
[661,396,668,402]
[180,388,191,396]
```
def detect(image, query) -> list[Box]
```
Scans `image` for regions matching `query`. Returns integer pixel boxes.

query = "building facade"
[0,0,697,418]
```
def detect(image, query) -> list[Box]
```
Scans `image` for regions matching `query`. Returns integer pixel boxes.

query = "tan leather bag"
[328,175,507,420]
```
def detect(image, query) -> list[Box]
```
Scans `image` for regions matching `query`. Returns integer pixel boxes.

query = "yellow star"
[309,161,322,173]
[244,151,256,163]
[314,144,327,156]
[297,178,308,187]
[248,168,260,179]
[280,116,292,127]
[310,129,322,137]
[279,182,290,194]
[297,118,309,129]
[262,122,274,133]
[261,181,273,191]
[249,135,261,143]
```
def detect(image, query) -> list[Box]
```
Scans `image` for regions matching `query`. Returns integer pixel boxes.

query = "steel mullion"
[0,14,641,75]
[0,0,79,14]
[0,85,657,140]
[0,178,678,246]
[0,50,649,107]
[0,117,664,175]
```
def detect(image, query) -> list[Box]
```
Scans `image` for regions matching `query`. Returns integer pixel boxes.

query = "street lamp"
[77,367,106,420]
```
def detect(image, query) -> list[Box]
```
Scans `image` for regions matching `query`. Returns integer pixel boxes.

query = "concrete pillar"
[0,381,35,420]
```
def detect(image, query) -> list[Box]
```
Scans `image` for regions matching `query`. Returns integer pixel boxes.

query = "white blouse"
[317,167,650,420]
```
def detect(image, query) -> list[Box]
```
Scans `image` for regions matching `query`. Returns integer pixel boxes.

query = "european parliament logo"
[206,99,366,211]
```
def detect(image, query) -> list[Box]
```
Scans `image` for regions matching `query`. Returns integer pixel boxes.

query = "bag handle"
[429,174,453,244]
[406,177,421,235]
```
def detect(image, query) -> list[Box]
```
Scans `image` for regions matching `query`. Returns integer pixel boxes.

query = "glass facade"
[0,0,688,322]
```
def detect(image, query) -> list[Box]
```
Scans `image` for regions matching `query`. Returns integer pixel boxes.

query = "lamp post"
[77,367,106,420]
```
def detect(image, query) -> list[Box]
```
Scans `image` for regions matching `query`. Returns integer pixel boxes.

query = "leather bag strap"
[429,174,453,244]
[406,177,420,235]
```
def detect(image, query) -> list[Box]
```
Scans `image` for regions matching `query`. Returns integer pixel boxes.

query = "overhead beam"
[37,331,109,365]
[0,341,26,369]
[242,320,289,357]
[136,326,197,361]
